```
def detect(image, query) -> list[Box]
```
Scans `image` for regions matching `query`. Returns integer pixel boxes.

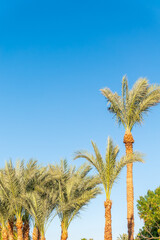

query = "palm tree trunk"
[38,228,41,240]
[41,236,46,240]
[123,131,134,240]
[104,199,112,240]
[61,222,68,240]
[16,217,23,240]
[33,226,38,240]
[2,227,8,240]
[7,220,14,240]
[23,220,30,240]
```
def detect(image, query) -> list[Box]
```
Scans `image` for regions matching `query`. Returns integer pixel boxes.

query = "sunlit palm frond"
[51,160,101,230]
[100,87,125,127]
[101,77,160,131]
[75,138,144,199]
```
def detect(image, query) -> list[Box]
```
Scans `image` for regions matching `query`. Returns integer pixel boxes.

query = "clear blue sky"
[0,0,160,239]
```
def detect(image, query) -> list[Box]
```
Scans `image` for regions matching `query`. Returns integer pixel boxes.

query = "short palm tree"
[22,210,30,240]
[0,160,42,240]
[27,191,56,240]
[74,137,143,240]
[0,199,10,240]
[49,160,101,240]
[100,77,160,240]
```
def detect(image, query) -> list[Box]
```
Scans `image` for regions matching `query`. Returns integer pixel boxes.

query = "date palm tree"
[100,77,160,240]
[26,191,56,240]
[0,160,42,240]
[74,137,143,240]
[49,160,101,240]
[0,199,10,240]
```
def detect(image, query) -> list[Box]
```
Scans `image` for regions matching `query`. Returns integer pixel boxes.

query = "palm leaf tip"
[125,152,145,164]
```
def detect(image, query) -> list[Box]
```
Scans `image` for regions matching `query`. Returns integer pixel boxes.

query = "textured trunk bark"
[60,222,68,240]
[41,236,46,240]
[23,221,29,240]
[104,199,112,240]
[38,228,41,240]
[7,220,14,240]
[16,217,23,240]
[2,227,8,240]
[123,131,134,240]
[33,227,38,240]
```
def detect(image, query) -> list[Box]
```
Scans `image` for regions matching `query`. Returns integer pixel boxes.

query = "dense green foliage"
[137,187,160,239]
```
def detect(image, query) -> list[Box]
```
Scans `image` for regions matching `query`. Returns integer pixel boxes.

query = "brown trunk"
[33,227,38,240]
[104,199,112,240]
[2,227,8,240]
[61,222,68,240]
[41,236,46,240]
[123,131,134,240]
[7,220,14,240]
[16,217,23,240]
[23,221,29,240]
[38,228,41,240]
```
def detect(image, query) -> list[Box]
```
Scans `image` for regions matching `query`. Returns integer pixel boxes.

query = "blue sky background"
[0,0,160,239]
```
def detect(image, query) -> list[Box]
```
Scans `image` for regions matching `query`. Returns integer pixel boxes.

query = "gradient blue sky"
[0,0,160,239]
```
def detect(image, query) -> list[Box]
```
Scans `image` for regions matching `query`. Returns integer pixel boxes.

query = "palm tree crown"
[74,137,143,199]
[49,160,101,240]
[100,77,160,131]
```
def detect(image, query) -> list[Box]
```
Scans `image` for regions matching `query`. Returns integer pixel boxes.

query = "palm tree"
[49,160,101,240]
[100,77,160,240]
[0,161,24,240]
[0,160,42,240]
[27,191,56,240]
[0,199,10,240]
[7,217,15,240]
[74,137,143,240]
[22,210,30,240]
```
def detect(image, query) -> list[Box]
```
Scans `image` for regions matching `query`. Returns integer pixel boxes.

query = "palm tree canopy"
[74,137,144,199]
[26,191,55,236]
[49,160,101,230]
[0,159,43,219]
[100,77,160,131]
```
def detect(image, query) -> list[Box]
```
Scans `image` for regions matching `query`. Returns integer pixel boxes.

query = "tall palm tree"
[100,77,160,240]
[49,160,101,240]
[74,137,143,240]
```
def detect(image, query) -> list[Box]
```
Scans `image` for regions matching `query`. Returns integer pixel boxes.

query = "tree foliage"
[101,76,160,131]
[74,137,143,199]
[137,187,160,239]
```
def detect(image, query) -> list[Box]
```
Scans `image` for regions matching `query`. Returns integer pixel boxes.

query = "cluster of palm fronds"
[0,159,101,240]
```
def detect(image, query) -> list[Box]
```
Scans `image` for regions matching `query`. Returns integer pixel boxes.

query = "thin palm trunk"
[2,227,8,240]
[123,131,134,240]
[16,217,23,240]
[38,228,41,240]
[7,220,14,240]
[33,226,38,240]
[23,220,30,240]
[61,222,68,240]
[104,199,112,240]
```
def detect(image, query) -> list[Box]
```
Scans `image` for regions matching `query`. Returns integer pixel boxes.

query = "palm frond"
[75,138,144,199]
